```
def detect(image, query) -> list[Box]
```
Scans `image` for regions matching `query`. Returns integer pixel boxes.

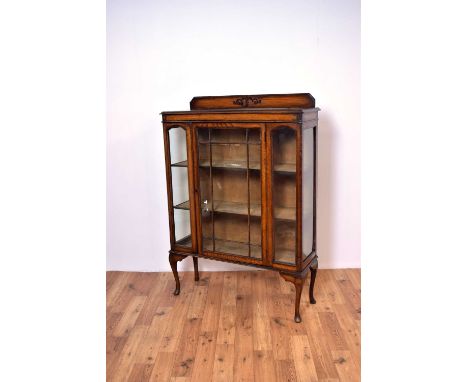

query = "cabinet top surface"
[161,107,319,115]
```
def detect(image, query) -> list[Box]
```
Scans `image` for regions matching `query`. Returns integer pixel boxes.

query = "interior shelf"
[273,163,296,173]
[274,206,296,221]
[174,199,296,221]
[174,200,190,210]
[211,200,261,217]
[198,160,295,173]
[175,235,192,247]
[199,159,259,170]
[203,237,293,264]
[202,237,261,259]
[171,160,188,167]
[173,158,295,173]
[198,141,260,145]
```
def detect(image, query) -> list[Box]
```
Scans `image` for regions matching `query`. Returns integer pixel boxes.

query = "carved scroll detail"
[233,96,262,107]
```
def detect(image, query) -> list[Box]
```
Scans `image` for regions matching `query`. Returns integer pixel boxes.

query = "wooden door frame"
[266,122,303,272]
[191,122,266,265]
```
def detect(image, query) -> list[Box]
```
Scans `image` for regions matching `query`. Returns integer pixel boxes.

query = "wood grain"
[190,93,315,110]
[107,269,360,381]
[163,112,300,123]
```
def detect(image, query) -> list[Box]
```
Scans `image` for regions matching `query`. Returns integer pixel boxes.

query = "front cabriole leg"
[193,256,199,281]
[280,272,306,323]
[169,252,187,295]
[309,264,318,304]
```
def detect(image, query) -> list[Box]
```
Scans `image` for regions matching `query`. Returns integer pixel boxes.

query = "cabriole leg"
[169,253,186,295]
[193,257,199,281]
[293,278,305,323]
[309,266,317,304]
[280,272,306,323]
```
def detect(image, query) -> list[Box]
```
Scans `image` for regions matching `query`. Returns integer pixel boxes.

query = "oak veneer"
[162,93,320,322]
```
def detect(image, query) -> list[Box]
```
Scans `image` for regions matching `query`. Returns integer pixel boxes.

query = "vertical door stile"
[263,124,272,266]
[192,124,202,256]
[296,124,303,271]
[187,123,196,253]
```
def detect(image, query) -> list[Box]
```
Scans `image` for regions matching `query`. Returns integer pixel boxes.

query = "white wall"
[107,0,360,271]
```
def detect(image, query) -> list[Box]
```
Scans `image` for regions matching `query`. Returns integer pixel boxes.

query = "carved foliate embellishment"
[233,96,262,107]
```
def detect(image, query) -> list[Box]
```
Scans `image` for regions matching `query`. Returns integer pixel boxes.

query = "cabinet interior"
[272,127,297,264]
[192,128,297,264]
[169,126,301,265]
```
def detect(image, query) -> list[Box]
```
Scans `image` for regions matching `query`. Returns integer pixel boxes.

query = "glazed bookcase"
[162,93,319,322]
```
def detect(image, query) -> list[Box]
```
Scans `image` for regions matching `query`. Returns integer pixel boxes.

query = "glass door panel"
[272,127,297,265]
[169,126,192,248]
[197,128,262,259]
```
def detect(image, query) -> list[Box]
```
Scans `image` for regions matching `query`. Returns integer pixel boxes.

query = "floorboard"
[107,269,361,381]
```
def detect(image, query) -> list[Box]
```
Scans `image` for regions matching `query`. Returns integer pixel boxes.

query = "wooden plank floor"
[107,269,361,382]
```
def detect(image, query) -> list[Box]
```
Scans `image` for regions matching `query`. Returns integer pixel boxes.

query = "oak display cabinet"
[162,93,319,322]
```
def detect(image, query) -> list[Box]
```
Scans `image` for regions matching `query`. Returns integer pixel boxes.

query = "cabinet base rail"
[168,251,318,323]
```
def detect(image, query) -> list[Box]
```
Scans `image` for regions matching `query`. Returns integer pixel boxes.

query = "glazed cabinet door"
[267,124,302,270]
[163,123,197,252]
[194,125,264,264]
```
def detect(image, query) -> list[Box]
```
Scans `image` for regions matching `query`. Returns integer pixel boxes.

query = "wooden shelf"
[199,160,260,170]
[212,200,295,220]
[203,237,261,259]
[173,159,295,172]
[176,199,295,221]
[175,235,192,247]
[273,163,296,173]
[202,238,295,264]
[199,160,295,173]
[171,160,188,167]
[174,200,190,210]
[212,200,261,217]
[274,206,296,221]
[199,141,260,145]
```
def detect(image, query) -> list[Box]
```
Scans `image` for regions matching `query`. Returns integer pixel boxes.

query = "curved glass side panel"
[302,127,315,259]
[169,127,191,247]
